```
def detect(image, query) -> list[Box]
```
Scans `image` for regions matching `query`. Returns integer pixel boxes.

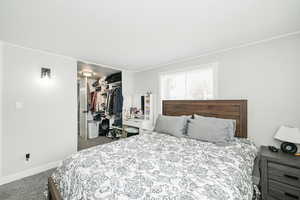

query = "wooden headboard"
[162,100,247,138]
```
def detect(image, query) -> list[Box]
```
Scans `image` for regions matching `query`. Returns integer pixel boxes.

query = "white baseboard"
[0,160,61,186]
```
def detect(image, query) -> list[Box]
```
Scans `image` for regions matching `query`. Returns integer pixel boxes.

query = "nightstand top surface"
[261,146,300,166]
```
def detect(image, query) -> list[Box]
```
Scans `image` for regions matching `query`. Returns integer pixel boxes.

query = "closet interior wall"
[77,66,122,141]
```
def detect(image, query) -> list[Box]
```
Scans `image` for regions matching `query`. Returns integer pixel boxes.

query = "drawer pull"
[285,192,299,199]
[284,174,299,180]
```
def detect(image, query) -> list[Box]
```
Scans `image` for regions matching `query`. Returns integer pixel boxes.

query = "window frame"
[159,62,218,101]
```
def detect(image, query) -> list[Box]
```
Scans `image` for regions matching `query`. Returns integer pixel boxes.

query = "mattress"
[50,131,258,200]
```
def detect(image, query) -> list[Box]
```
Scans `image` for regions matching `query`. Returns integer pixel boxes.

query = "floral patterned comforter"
[51,132,258,200]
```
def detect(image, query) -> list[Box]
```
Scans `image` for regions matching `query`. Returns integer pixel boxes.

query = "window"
[160,63,218,100]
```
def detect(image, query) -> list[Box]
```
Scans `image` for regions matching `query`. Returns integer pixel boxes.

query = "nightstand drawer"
[268,162,300,188]
[269,180,300,200]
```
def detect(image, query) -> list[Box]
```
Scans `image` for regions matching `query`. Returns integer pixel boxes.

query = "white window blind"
[160,63,217,100]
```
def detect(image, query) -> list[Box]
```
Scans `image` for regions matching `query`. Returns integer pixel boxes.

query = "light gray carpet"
[78,135,114,150]
[0,169,55,200]
[0,138,112,200]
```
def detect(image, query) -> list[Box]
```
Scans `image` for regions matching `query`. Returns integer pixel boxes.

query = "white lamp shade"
[274,126,300,144]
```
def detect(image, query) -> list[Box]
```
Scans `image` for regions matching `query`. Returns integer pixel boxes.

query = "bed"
[48,100,258,200]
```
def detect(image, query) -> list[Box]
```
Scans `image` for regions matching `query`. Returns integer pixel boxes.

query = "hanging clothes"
[95,92,105,112]
[90,91,97,112]
[90,90,107,113]
[108,90,114,115]
[113,112,122,127]
[107,87,123,127]
[113,87,123,115]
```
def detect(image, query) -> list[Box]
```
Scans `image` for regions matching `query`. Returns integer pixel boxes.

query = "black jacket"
[113,87,123,114]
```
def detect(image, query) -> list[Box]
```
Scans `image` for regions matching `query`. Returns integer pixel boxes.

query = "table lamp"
[274,125,300,154]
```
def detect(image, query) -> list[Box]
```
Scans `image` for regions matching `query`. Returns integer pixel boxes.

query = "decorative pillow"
[194,114,236,140]
[154,115,188,137]
[187,117,236,143]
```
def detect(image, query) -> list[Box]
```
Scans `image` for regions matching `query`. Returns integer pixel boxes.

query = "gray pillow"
[154,115,187,137]
[187,117,235,143]
[194,114,236,140]
[180,115,192,135]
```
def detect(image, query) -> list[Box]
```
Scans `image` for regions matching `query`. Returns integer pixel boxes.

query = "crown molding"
[134,30,300,72]
[2,29,300,73]
[0,40,125,71]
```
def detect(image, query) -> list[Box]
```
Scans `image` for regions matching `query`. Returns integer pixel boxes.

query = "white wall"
[1,43,77,177]
[133,34,300,147]
[0,42,3,177]
[122,70,135,111]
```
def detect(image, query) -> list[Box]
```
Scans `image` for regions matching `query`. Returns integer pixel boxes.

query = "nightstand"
[260,146,300,200]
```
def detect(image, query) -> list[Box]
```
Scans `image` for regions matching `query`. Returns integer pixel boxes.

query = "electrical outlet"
[25,153,30,161]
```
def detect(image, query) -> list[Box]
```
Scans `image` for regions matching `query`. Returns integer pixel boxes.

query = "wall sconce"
[41,67,51,79]
[82,71,93,77]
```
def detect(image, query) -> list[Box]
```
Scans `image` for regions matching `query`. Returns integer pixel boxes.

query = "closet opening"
[77,61,122,151]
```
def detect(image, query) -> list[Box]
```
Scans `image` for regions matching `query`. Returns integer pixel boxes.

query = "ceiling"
[0,0,300,71]
[77,61,120,79]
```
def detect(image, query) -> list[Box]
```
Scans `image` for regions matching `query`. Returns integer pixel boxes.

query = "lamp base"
[281,142,298,154]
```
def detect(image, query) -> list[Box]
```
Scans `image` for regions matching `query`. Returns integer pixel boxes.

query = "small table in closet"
[122,119,143,137]
[122,119,143,138]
